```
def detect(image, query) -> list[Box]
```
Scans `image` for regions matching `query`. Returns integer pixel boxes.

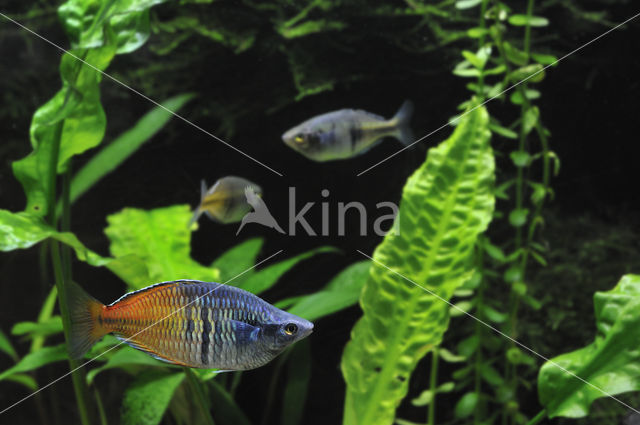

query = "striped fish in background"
[68,280,313,370]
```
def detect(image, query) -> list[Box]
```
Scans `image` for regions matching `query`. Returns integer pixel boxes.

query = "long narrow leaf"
[285,261,370,321]
[341,105,495,425]
[68,93,194,206]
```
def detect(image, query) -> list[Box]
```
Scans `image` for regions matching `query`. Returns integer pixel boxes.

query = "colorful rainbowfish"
[282,100,414,161]
[189,176,262,228]
[69,280,313,370]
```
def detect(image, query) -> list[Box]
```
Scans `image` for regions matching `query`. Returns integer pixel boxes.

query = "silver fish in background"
[282,100,414,161]
[189,176,262,227]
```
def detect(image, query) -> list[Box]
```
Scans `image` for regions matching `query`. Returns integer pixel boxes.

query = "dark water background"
[1,1,640,424]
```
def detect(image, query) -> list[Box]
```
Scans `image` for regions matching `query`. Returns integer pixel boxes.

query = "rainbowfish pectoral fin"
[391,100,415,146]
[229,320,260,344]
[68,280,109,360]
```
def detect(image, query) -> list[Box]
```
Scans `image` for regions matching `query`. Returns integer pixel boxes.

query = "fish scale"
[68,279,313,370]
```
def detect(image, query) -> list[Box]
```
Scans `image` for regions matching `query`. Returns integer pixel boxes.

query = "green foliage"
[211,237,335,294]
[538,275,640,418]
[341,105,495,425]
[120,370,185,425]
[66,93,195,208]
[0,329,19,362]
[86,347,164,385]
[209,380,252,425]
[281,340,312,425]
[12,47,114,217]
[0,344,68,382]
[285,260,370,321]
[104,205,220,288]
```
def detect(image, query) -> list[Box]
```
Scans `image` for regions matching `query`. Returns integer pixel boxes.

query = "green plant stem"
[183,368,215,425]
[477,0,489,97]
[525,410,546,425]
[473,245,485,425]
[427,348,439,425]
[45,120,93,425]
[261,348,291,425]
[51,241,93,425]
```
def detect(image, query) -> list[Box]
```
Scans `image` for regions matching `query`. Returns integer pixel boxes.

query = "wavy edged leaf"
[209,380,252,425]
[341,105,495,425]
[538,274,640,418]
[121,370,185,425]
[104,205,220,288]
[12,46,115,217]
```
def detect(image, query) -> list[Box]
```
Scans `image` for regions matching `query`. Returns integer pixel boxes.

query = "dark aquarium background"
[1,1,640,425]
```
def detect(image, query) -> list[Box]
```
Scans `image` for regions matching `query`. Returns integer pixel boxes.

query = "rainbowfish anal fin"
[115,336,188,366]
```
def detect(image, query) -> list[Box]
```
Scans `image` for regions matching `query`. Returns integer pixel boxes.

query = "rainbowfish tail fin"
[187,179,208,229]
[391,100,414,146]
[68,280,108,360]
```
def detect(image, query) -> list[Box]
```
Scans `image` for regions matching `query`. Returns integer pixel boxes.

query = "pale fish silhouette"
[236,187,285,235]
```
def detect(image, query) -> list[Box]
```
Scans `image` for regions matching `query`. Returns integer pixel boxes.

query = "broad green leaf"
[455,392,478,418]
[211,238,264,282]
[455,0,481,9]
[104,205,220,288]
[508,208,528,227]
[508,14,549,27]
[538,275,640,418]
[509,64,545,84]
[510,151,531,167]
[286,261,370,321]
[523,106,540,135]
[341,105,495,425]
[87,346,164,385]
[503,41,528,66]
[0,210,108,265]
[209,380,252,425]
[59,0,170,53]
[0,344,68,381]
[66,93,195,208]
[237,246,335,295]
[281,339,311,425]
[121,370,185,425]
[0,329,18,361]
[12,316,63,339]
[531,52,558,66]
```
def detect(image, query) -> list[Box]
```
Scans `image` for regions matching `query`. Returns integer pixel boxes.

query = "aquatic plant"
[1,0,639,424]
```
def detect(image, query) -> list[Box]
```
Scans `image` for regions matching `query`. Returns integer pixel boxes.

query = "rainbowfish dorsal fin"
[108,280,208,307]
[200,179,207,202]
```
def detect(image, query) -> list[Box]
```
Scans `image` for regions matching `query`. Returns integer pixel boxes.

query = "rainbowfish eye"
[294,135,304,144]
[284,323,298,335]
